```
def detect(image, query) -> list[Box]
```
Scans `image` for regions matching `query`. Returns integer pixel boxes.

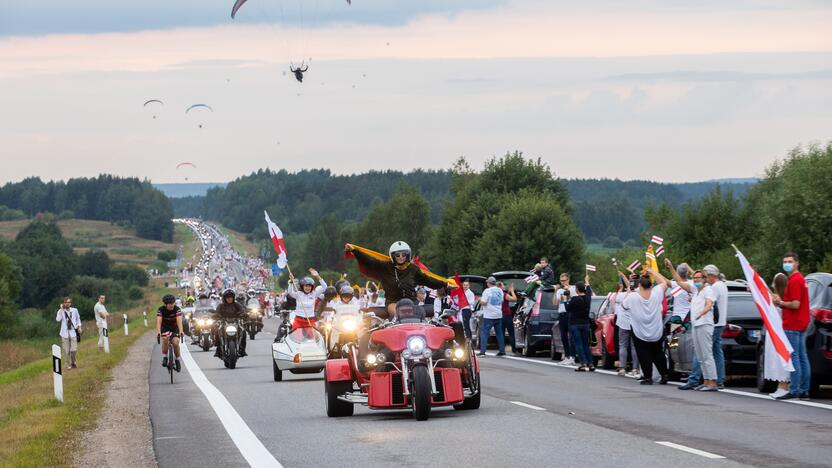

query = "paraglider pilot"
[290,62,309,83]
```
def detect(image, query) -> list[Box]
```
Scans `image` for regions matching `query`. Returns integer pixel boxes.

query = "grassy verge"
[174,222,198,263]
[217,225,258,257]
[0,286,171,468]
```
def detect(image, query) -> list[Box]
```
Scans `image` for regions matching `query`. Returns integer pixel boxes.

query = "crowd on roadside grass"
[55,294,111,370]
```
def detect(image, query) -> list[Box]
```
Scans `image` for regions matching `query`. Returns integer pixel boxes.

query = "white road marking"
[485,352,832,411]
[510,401,546,411]
[655,441,726,459]
[155,436,186,440]
[180,344,282,468]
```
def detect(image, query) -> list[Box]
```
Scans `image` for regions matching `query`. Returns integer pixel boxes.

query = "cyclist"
[157,294,184,372]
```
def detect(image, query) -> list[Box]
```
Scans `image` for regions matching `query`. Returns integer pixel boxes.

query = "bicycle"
[158,332,179,384]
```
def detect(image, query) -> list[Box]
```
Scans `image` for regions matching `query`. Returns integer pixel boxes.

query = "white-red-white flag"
[627,259,642,272]
[656,246,665,257]
[651,235,664,245]
[524,274,540,284]
[585,264,597,272]
[735,247,794,373]
[264,211,288,268]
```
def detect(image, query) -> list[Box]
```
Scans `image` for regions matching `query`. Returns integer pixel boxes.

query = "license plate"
[748,330,760,340]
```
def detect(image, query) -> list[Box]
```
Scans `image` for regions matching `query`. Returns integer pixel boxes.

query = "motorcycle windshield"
[288,328,322,344]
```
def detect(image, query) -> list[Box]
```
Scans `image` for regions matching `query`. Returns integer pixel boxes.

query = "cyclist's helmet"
[162,294,176,305]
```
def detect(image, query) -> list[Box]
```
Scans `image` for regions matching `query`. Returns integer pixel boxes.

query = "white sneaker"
[769,388,788,399]
[628,370,642,379]
[617,369,626,376]
[563,357,575,366]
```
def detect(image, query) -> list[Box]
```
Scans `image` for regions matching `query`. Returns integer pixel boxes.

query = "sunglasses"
[393,253,408,258]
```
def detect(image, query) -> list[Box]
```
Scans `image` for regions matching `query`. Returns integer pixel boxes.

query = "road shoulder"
[77,330,156,468]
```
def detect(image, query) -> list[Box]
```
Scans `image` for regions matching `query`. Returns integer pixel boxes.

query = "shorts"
[160,326,180,337]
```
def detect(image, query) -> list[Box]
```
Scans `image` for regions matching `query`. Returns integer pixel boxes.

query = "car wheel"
[273,360,283,382]
[454,368,481,411]
[325,374,354,417]
[601,336,615,370]
[663,343,679,381]
[756,345,776,393]
[549,330,559,360]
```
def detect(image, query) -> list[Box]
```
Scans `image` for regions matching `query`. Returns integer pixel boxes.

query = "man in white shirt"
[94,295,109,350]
[477,277,505,357]
[552,273,577,365]
[56,296,82,369]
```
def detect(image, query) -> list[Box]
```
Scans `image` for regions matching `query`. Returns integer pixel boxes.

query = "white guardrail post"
[103,326,110,353]
[123,314,129,336]
[52,344,63,403]
[143,310,148,327]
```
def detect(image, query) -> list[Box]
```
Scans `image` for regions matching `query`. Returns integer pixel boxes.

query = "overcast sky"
[1,0,830,184]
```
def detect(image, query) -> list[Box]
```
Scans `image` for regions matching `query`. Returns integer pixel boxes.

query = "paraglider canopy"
[185,104,213,113]
[143,99,163,119]
[176,162,196,181]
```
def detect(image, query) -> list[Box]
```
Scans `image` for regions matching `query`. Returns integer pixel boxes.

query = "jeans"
[569,324,592,366]
[557,314,574,358]
[480,318,505,354]
[461,308,473,339]
[686,326,725,386]
[785,330,811,395]
[501,314,516,350]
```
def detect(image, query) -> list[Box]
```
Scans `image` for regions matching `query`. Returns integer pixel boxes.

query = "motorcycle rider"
[213,288,248,358]
[345,241,454,317]
[157,294,184,372]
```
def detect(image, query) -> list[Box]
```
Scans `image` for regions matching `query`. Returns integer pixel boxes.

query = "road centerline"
[180,344,283,468]
[655,441,726,459]
[510,401,546,411]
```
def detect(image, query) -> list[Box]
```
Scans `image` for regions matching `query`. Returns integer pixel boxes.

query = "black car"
[471,271,529,349]
[805,272,832,395]
[514,286,558,357]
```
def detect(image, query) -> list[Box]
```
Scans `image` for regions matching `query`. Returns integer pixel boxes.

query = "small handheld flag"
[585,264,597,272]
[524,274,540,284]
[627,259,641,272]
[656,246,665,257]
[651,235,664,245]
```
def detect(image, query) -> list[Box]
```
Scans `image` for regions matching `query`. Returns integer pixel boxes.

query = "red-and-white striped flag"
[264,211,288,268]
[627,259,641,272]
[656,246,665,257]
[585,264,597,272]
[651,235,664,245]
[735,247,794,372]
[524,274,540,283]
[645,252,656,261]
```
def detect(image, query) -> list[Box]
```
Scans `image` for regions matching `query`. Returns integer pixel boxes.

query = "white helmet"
[389,241,412,262]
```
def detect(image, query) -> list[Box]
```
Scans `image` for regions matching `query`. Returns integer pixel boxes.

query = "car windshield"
[500,278,528,294]
[538,291,555,310]
[727,295,760,320]
[288,328,321,344]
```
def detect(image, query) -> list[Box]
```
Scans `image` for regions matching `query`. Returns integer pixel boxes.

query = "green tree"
[471,191,584,275]
[0,253,23,338]
[132,189,174,242]
[353,183,432,256]
[302,214,353,272]
[7,221,78,308]
[78,250,111,278]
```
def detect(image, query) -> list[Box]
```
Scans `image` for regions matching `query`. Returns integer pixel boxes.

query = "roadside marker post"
[52,344,63,403]
[123,314,129,336]
[103,326,110,354]
[143,311,148,327]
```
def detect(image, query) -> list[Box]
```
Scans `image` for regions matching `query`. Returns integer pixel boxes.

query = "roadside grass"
[218,225,258,256]
[174,223,198,262]
[0,287,171,468]
[0,337,55,373]
[0,219,175,268]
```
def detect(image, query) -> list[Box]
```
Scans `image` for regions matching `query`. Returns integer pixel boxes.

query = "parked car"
[589,294,618,369]
[805,272,832,395]
[471,271,529,350]
[514,287,557,357]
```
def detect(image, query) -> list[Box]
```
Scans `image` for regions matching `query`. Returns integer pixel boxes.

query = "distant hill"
[154,183,227,198]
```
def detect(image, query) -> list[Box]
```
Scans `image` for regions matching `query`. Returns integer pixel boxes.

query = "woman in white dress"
[765,273,790,398]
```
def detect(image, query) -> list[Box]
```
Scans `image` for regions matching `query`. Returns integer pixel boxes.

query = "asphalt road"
[149,318,832,468]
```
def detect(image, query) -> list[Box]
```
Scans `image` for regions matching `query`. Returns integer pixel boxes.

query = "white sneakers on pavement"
[560,357,575,366]
[769,388,789,399]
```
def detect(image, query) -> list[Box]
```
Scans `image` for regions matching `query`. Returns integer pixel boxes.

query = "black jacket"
[352,249,449,304]
[539,265,556,287]
[565,290,593,325]
[214,300,246,321]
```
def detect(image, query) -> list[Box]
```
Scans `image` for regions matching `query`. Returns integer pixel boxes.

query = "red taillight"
[722,324,742,339]
[814,308,832,325]
[531,307,539,317]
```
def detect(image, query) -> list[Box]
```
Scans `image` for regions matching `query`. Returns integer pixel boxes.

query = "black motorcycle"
[216,319,243,369]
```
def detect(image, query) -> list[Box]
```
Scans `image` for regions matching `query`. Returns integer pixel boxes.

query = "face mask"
[783,263,794,273]
[694,281,703,289]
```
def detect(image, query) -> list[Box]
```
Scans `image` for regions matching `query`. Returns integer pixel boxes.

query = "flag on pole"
[656,246,665,257]
[735,246,794,372]
[450,273,470,310]
[627,259,641,272]
[264,211,288,268]
[585,264,597,272]
[651,235,664,245]
[524,274,540,283]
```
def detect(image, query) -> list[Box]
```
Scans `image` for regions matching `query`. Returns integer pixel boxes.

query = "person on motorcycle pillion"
[213,289,248,358]
[345,241,455,317]
[394,298,425,324]
[157,294,185,372]
[281,268,327,339]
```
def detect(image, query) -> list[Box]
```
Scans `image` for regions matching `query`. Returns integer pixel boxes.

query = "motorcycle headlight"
[453,347,465,360]
[407,336,427,354]
[197,319,205,326]
[207,318,214,325]
[342,318,358,332]
[376,353,386,363]
[366,354,378,366]
[225,325,237,336]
